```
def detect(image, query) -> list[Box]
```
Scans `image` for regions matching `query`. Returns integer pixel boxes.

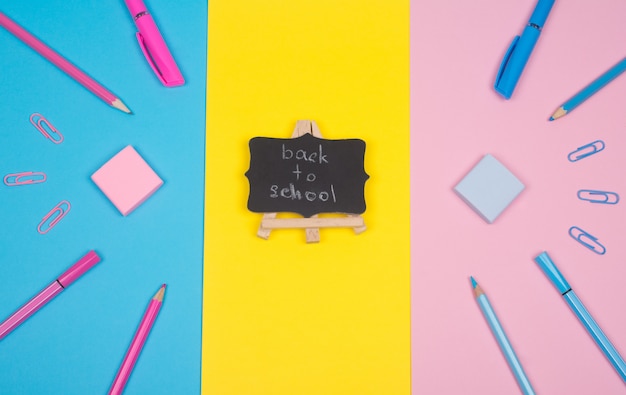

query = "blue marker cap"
[494,0,555,99]
[494,28,540,99]
[534,251,571,294]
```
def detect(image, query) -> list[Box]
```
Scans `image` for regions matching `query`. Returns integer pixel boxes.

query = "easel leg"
[347,214,367,234]
[257,212,277,239]
[310,121,323,138]
[305,214,321,243]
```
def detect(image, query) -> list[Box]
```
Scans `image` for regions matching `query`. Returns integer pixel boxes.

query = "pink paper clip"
[37,200,71,234]
[30,113,63,144]
[4,171,47,186]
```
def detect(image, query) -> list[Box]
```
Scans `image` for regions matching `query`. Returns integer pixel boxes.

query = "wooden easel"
[257,120,367,243]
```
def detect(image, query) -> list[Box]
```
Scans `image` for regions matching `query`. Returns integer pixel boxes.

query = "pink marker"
[0,250,101,341]
[109,284,166,395]
[124,0,184,87]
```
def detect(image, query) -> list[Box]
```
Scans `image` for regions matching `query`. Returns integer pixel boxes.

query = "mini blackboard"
[246,133,369,218]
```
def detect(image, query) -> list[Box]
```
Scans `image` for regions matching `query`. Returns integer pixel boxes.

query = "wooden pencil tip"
[154,284,166,301]
[111,98,132,114]
[550,107,567,121]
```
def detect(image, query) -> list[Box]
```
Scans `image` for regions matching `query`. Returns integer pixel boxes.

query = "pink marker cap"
[125,0,185,87]
[57,250,101,287]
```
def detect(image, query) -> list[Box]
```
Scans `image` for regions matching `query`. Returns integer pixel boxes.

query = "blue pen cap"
[494,27,540,99]
[528,0,556,28]
[534,251,571,294]
[494,0,554,99]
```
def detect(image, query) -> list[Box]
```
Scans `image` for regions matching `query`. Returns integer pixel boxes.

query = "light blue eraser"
[454,154,525,223]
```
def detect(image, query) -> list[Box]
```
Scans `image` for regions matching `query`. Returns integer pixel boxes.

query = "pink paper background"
[411,1,626,394]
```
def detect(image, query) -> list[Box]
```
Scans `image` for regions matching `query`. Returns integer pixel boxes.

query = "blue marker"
[550,57,626,120]
[470,277,536,394]
[495,0,555,99]
[535,252,626,382]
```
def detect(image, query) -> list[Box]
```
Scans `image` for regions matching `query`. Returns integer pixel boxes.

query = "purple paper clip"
[37,200,71,234]
[30,113,63,144]
[3,171,47,186]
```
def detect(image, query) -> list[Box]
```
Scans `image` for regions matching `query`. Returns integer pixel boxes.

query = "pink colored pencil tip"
[153,285,166,302]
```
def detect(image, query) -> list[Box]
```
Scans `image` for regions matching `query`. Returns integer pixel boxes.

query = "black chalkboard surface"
[246,133,369,218]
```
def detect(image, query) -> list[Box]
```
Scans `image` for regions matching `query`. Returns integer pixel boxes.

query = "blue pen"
[494,0,555,99]
[535,252,626,382]
[550,57,626,120]
[471,277,536,395]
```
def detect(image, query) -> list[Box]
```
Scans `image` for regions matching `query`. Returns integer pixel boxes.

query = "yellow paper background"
[203,1,410,394]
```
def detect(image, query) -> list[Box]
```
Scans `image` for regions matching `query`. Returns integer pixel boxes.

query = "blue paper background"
[0,1,206,394]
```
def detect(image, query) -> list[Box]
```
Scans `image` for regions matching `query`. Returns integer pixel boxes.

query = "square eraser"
[454,154,524,223]
[91,146,163,216]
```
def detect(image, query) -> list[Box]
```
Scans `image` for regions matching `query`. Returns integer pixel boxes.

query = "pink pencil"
[109,285,166,395]
[0,12,131,114]
[0,250,101,340]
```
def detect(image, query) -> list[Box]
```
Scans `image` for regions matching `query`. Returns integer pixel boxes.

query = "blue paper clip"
[30,113,63,144]
[567,140,605,162]
[37,200,71,234]
[4,171,47,186]
[577,189,619,205]
[569,226,606,255]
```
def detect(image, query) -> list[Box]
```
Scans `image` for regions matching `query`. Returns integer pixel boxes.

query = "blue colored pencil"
[471,276,536,395]
[550,57,626,120]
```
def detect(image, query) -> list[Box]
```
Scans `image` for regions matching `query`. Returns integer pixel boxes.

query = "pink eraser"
[91,146,163,216]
